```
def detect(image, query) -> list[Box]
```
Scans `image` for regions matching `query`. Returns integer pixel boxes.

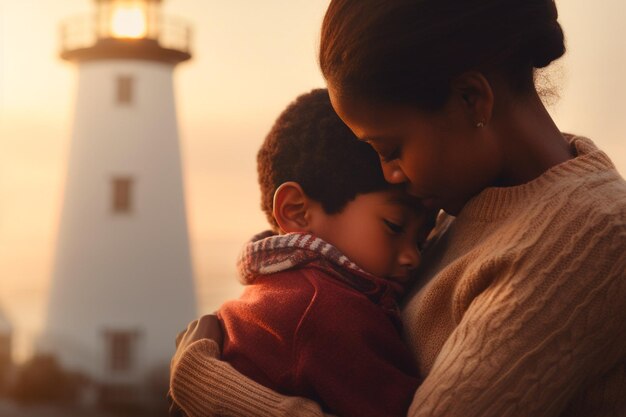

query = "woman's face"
[329,88,503,215]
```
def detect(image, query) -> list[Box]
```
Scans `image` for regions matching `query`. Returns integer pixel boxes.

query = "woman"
[170,0,626,416]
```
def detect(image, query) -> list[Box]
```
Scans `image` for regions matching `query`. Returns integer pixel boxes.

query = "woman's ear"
[452,71,494,128]
[272,182,314,233]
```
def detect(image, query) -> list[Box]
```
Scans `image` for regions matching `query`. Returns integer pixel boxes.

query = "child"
[176,89,433,417]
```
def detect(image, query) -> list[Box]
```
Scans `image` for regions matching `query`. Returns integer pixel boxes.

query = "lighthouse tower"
[42,0,197,403]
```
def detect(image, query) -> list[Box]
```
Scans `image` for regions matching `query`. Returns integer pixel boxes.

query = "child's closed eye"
[383,219,405,234]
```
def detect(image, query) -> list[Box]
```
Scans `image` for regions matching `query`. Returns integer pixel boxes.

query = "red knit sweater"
[217,232,420,417]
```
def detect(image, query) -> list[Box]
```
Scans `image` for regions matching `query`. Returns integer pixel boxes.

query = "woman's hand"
[169,314,224,417]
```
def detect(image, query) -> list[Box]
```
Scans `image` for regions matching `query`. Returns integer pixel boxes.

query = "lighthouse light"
[110,4,148,39]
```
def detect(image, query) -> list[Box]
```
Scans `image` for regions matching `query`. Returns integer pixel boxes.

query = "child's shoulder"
[238,265,379,316]
[264,267,398,323]
[221,266,375,338]
[251,266,367,298]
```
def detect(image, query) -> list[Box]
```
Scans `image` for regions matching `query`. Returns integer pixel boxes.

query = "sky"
[0,1,625,361]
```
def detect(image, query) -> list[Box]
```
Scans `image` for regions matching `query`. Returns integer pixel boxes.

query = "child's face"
[310,188,432,284]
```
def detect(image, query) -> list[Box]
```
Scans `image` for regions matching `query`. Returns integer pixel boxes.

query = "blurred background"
[0,0,624,415]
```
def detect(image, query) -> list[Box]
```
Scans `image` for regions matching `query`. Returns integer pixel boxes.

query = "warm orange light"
[110,6,147,39]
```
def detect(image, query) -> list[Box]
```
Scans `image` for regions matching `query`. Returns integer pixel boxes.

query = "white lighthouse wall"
[43,59,197,382]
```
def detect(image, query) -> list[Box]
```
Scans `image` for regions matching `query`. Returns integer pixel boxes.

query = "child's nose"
[399,245,420,270]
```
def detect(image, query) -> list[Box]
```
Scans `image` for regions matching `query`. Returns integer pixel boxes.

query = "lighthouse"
[41,0,197,405]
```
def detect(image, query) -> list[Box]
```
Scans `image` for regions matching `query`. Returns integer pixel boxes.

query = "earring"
[476,121,485,128]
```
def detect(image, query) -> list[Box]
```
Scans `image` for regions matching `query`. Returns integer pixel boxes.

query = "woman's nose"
[381,160,408,184]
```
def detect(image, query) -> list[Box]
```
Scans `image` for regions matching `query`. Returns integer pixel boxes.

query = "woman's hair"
[320,0,565,109]
[257,88,389,230]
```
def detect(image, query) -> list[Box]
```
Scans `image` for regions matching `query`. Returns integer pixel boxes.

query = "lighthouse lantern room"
[96,0,157,39]
[44,0,197,408]
[61,0,191,64]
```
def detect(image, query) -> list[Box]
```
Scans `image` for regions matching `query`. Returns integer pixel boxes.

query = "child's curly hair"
[257,88,390,230]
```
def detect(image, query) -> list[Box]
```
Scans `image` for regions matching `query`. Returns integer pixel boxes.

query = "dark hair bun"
[530,1,566,68]
[320,0,568,107]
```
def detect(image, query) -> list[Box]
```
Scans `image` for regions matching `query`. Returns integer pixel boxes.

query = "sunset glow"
[110,6,147,39]
[1,0,625,371]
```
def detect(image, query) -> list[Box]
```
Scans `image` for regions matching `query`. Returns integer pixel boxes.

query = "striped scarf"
[237,231,403,312]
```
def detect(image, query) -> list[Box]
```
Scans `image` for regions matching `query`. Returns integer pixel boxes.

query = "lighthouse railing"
[60,15,98,53]
[59,14,192,56]
[157,15,192,54]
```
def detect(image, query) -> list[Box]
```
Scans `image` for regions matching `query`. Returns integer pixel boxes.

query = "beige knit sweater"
[171,136,626,417]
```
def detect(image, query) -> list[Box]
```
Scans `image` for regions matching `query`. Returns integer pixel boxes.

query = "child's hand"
[175,313,224,348]
[171,314,224,371]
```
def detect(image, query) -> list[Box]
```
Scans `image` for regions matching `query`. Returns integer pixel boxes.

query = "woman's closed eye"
[379,147,401,163]
[364,139,401,163]
[383,219,405,234]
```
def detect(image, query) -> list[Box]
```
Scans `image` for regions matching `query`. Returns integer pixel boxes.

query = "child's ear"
[272,182,314,233]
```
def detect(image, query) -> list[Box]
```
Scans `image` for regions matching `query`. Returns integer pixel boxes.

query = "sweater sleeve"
[407,229,626,417]
[170,339,333,417]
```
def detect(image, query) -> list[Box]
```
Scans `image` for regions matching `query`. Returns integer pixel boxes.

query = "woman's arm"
[171,340,332,417]
[170,315,333,417]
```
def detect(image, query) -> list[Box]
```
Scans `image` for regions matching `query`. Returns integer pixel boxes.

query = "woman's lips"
[405,186,440,209]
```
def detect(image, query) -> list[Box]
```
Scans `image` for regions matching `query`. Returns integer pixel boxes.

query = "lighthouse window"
[112,177,133,213]
[116,75,134,104]
[103,330,138,372]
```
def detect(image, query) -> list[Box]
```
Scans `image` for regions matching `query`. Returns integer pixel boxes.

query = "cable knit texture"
[170,136,626,417]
